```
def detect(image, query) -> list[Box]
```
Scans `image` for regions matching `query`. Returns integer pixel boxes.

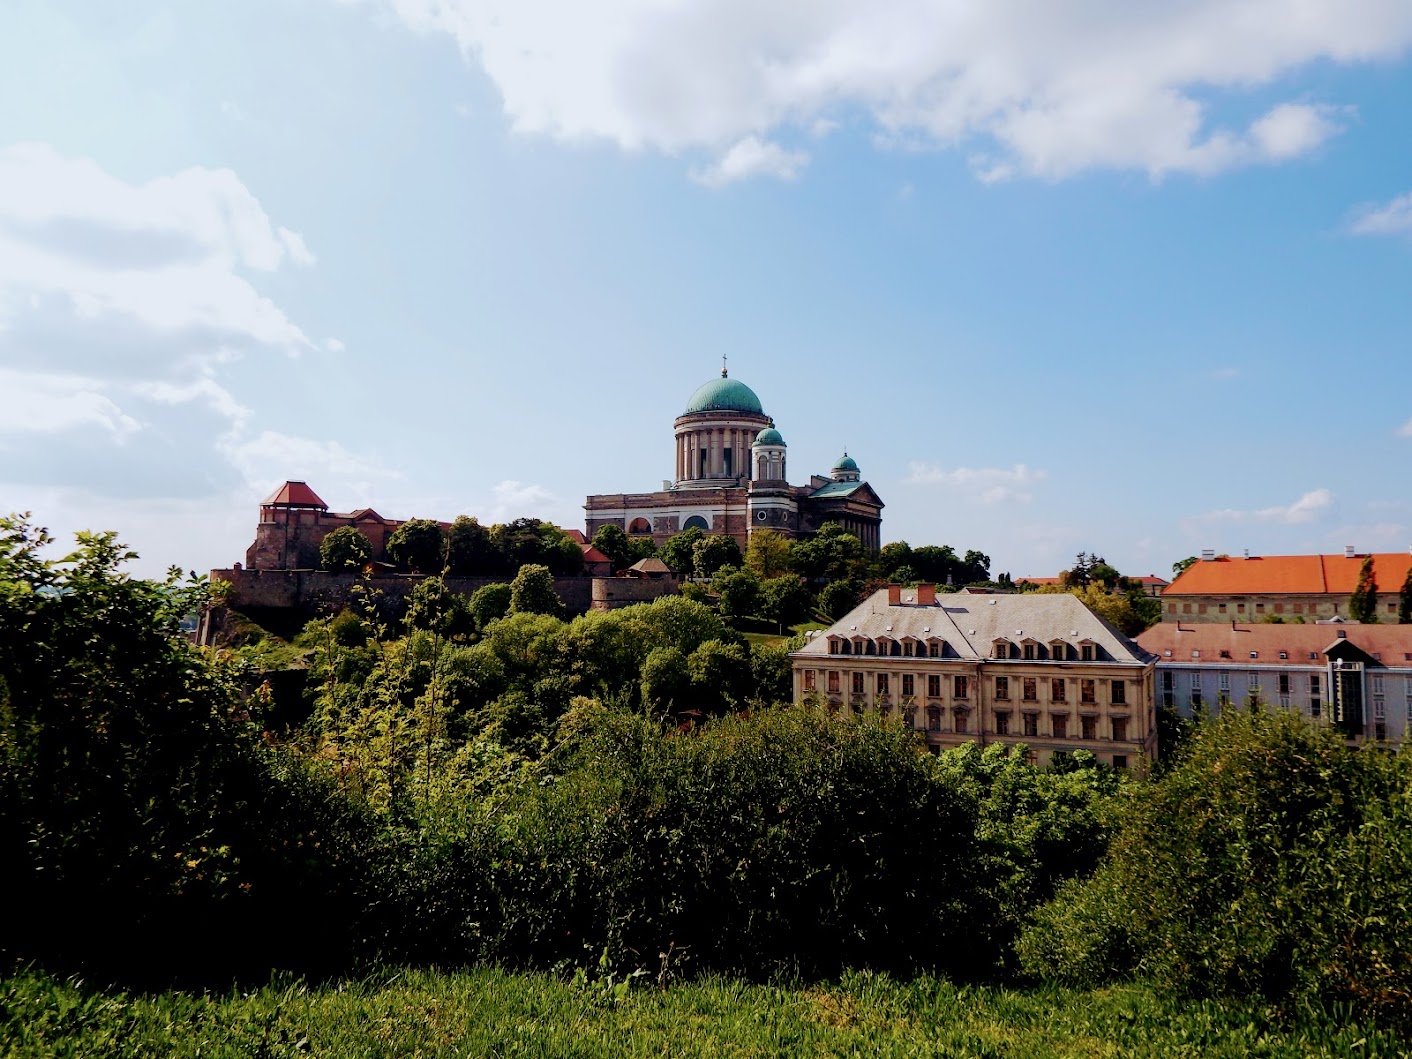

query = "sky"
[1,0,1410,581]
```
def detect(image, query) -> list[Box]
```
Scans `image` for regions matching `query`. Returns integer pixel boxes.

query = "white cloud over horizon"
[905,461,1047,504]
[361,0,1410,181]
[1189,488,1335,527]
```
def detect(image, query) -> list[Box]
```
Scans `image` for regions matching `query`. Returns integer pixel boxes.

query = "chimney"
[1243,548,1249,559]
[887,584,902,606]
[916,582,936,605]
[1345,544,1356,559]
[1200,548,1215,561]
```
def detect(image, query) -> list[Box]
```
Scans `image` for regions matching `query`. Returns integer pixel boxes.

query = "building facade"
[1161,548,1412,623]
[1137,622,1412,744]
[790,586,1157,768]
[584,369,884,551]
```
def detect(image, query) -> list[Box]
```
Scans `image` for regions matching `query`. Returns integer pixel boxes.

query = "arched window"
[628,517,651,534]
[683,515,710,530]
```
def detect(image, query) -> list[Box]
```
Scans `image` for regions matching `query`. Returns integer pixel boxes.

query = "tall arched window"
[628,517,651,534]
[683,515,710,530]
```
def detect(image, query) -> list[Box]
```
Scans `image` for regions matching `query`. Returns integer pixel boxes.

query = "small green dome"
[833,453,859,472]
[683,373,765,416]
[754,427,785,446]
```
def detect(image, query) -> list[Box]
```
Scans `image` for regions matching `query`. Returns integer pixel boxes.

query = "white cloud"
[1193,488,1334,526]
[360,0,1409,180]
[486,479,560,522]
[691,136,809,187]
[324,337,347,353]
[0,367,140,439]
[132,377,252,429]
[905,461,1047,504]
[1351,191,1412,237]
[218,430,398,495]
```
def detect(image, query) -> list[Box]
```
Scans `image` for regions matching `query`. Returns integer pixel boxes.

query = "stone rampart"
[590,576,681,611]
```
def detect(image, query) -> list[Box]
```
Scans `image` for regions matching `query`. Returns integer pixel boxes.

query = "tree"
[686,639,754,713]
[626,535,658,564]
[818,580,862,621]
[693,534,743,579]
[1400,565,1412,624]
[878,541,913,580]
[320,526,372,571]
[961,549,992,585]
[660,527,704,575]
[591,524,631,571]
[446,516,496,576]
[745,528,792,579]
[406,575,474,638]
[791,523,864,582]
[469,582,512,630]
[640,646,690,715]
[1348,555,1379,623]
[510,563,561,616]
[713,566,761,624]
[758,574,813,628]
[1172,556,1198,577]
[388,518,446,574]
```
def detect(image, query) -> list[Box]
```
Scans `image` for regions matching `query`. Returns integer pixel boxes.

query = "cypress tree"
[1348,555,1379,623]
[1399,565,1412,624]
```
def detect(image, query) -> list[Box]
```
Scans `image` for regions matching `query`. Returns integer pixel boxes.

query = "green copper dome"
[683,372,765,416]
[833,453,859,472]
[754,426,785,446]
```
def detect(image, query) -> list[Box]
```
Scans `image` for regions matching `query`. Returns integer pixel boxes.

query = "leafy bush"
[1018,707,1412,1022]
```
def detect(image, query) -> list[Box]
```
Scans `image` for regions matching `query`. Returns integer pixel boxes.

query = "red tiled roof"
[564,529,588,544]
[580,544,612,563]
[1166,553,1412,596]
[1138,622,1412,666]
[261,481,327,508]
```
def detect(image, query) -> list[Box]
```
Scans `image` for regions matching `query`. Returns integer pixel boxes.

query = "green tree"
[758,573,812,628]
[320,526,372,571]
[446,516,496,576]
[1172,556,1199,577]
[877,540,913,580]
[510,563,561,616]
[591,524,631,571]
[745,528,792,579]
[388,518,446,574]
[686,639,754,713]
[693,533,743,579]
[469,582,512,630]
[1348,555,1378,623]
[660,527,704,574]
[713,566,760,624]
[626,535,658,563]
[791,523,864,581]
[818,580,862,621]
[406,576,474,638]
[640,645,690,715]
[1400,564,1412,624]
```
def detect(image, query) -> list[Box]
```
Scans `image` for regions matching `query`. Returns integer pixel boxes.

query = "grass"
[3,966,1403,1058]
[738,617,828,649]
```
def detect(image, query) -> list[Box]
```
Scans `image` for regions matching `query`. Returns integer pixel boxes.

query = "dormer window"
[993,639,1012,660]
[1050,641,1069,662]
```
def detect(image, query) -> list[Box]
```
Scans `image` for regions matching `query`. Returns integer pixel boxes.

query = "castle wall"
[590,576,681,611]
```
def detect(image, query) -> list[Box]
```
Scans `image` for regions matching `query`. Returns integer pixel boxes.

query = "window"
[1218,671,1230,691]
[995,712,1011,736]
[1080,679,1096,704]
[994,641,1010,659]
[903,641,914,657]
[1112,755,1128,770]
[803,670,816,691]
[926,674,939,698]
[1081,643,1096,660]
[1160,671,1174,708]
[1081,715,1097,740]
[1111,680,1126,705]
[902,674,915,697]
[1190,671,1203,708]
[1111,718,1128,742]
[1293,603,1303,614]
[1050,642,1068,661]
[1052,715,1067,739]
[1374,696,1386,720]
[927,706,942,731]
[1023,643,1037,660]
[1237,603,1245,612]
[1274,603,1284,614]
[1162,672,1174,690]
[1023,713,1039,737]
[1166,602,1176,613]
[954,710,969,734]
[1218,603,1227,613]
[1310,674,1321,696]
[954,675,969,699]
[1023,678,1038,701]
[876,674,889,696]
[995,676,1010,700]
[1373,675,1385,695]
[1256,603,1265,613]
[828,671,840,694]
[928,641,941,658]
[1181,604,1192,615]
[1051,678,1067,703]
[852,672,864,695]
[1248,671,1260,692]
[1278,673,1291,696]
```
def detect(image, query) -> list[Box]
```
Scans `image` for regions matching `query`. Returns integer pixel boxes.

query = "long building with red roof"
[1161,548,1412,623]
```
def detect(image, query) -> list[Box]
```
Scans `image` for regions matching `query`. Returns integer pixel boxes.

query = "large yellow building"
[791,586,1157,768]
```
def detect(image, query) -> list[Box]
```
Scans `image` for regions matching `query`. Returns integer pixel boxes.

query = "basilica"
[584,369,884,551]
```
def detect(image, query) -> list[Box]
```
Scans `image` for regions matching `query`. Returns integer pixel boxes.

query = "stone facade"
[792,587,1157,769]
[584,371,884,552]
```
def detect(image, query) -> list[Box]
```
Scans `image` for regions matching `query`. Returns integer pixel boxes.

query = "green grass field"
[3,967,1401,1058]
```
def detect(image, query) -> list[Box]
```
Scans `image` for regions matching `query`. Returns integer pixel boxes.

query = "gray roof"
[810,481,866,499]
[794,589,1152,664]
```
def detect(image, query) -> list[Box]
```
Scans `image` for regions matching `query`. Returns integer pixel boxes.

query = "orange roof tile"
[261,481,328,508]
[1166,553,1412,596]
[1138,622,1412,667]
[580,544,612,563]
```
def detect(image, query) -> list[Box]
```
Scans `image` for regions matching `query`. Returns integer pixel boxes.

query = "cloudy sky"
[2,1,1410,579]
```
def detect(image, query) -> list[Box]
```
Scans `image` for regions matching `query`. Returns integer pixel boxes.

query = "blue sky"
[2,0,1410,580]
